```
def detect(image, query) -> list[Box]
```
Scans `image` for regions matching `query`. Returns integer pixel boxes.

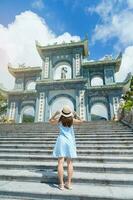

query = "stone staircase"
[0,121,133,200]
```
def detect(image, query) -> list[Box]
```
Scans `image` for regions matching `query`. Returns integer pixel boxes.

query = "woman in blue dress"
[49,105,83,190]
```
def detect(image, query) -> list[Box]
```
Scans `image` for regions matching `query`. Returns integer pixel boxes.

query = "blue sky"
[0,0,133,89]
[0,0,128,59]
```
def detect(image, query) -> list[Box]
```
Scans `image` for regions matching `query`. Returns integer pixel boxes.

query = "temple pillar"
[108,95,114,120]
[36,92,45,122]
[14,102,19,123]
[85,92,89,121]
[87,70,91,86]
[35,96,39,122]
[42,57,50,79]
[112,96,120,120]
[76,90,80,114]
[8,101,16,122]
[87,96,91,121]
[44,91,49,122]
[75,53,81,76]
[79,90,86,120]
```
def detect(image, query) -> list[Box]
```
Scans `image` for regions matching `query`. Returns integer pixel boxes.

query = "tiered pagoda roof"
[0,85,8,97]
[87,73,132,92]
[36,38,89,58]
[7,89,37,96]
[36,77,87,85]
[8,65,42,77]
[82,53,122,72]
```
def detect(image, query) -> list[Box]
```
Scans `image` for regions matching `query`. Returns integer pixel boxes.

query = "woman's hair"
[58,115,73,127]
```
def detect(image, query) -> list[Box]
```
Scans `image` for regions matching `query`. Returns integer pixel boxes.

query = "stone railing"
[118,108,133,130]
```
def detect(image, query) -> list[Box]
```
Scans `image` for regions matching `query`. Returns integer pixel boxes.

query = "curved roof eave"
[82,57,122,72]
[0,88,8,97]
[121,73,132,94]
[8,65,42,77]
[35,38,89,60]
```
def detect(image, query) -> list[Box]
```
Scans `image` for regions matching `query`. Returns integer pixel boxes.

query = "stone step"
[0,122,128,128]
[0,126,131,131]
[1,129,131,134]
[0,148,133,156]
[0,154,133,163]
[0,169,133,186]
[0,143,132,148]
[0,121,132,200]
[0,160,133,173]
[0,130,132,134]
[0,132,133,138]
[0,133,132,138]
[0,145,133,150]
[0,137,133,145]
[0,181,133,200]
[0,125,129,129]
[0,141,133,145]
[0,122,128,126]
[0,132,132,138]
[0,122,127,125]
[0,134,133,140]
[0,126,129,131]
[0,137,133,144]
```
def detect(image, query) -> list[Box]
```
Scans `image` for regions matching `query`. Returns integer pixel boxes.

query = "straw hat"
[61,105,73,118]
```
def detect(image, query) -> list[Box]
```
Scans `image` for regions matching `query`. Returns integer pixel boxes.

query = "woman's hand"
[73,111,80,119]
[50,110,60,120]
[49,110,60,125]
[55,110,60,116]
[73,111,76,117]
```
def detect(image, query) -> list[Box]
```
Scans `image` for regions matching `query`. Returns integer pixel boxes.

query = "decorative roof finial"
[8,63,12,68]
[117,52,122,59]
[85,33,88,40]
[18,63,26,68]
[35,40,41,46]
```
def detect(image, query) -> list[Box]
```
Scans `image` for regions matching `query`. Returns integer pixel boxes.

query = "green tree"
[0,92,7,115]
[122,76,133,111]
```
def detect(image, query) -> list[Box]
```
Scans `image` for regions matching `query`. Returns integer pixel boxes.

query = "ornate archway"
[19,105,35,123]
[49,95,75,117]
[90,102,108,120]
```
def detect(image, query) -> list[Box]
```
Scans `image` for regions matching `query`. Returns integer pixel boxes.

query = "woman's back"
[58,122,75,139]
[53,122,77,158]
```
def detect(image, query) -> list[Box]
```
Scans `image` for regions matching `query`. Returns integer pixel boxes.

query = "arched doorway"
[50,96,74,117]
[20,106,35,123]
[90,103,108,120]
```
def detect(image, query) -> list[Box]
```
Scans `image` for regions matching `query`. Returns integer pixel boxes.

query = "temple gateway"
[7,38,131,123]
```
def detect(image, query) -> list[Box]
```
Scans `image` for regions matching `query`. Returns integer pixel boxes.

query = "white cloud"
[127,0,133,9]
[31,0,44,10]
[116,46,133,82]
[0,11,80,90]
[87,0,113,22]
[92,10,133,47]
[87,0,133,82]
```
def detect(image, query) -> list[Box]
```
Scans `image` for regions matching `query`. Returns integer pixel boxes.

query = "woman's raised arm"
[49,111,60,125]
[72,111,84,125]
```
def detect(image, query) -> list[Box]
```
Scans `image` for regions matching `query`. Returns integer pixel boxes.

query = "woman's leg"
[58,157,64,185]
[66,158,73,186]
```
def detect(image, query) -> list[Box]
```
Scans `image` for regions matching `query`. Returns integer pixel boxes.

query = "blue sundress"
[52,122,77,158]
